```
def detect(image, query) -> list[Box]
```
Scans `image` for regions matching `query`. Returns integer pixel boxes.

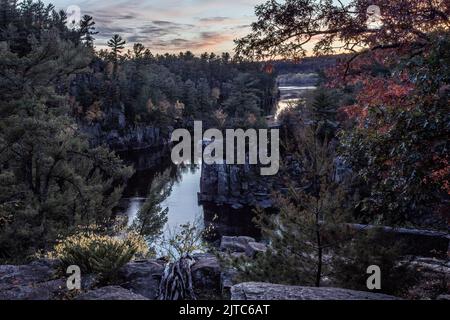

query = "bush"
[158,221,215,262]
[50,231,149,280]
[331,228,415,296]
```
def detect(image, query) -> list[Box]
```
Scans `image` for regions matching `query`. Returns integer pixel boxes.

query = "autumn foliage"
[238,0,449,226]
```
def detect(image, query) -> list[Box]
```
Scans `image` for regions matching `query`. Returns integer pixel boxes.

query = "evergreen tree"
[232,122,351,286]
[0,3,133,262]
[131,170,172,242]
[132,43,145,59]
[107,34,126,75]
[309,88,339,141]
[182,79,198,116]
[79,15,97,48]
[196,77,211,114]
[0,0,18,28]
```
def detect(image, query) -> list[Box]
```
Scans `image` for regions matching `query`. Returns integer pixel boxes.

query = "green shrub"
[49,231,149,280]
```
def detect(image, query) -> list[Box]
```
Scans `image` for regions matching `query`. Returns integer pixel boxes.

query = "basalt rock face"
[231,283,401,300]
[80,122,170,152]
[191,254,221,289]
[198,151,350,211]
[199,162,276,209]
[219,236,267,258]
[402,257,450,300]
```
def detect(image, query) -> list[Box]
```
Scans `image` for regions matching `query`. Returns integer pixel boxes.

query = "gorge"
[116,74,318,248]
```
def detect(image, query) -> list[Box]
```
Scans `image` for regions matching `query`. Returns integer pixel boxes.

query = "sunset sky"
[46,0,265,54]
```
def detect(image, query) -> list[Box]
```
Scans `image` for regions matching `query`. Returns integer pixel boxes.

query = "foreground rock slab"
[231,283,401,300]
[118,260,165,299]
[76,286,149,300]
[0,260,64,300]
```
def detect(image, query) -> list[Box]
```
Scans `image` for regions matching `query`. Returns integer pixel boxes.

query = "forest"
[0,0,448,302]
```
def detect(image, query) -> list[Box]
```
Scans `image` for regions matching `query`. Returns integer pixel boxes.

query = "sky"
[45,0,264,54]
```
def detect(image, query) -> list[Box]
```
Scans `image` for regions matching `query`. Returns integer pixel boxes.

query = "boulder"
[245,242,268,257]
[191,254,221,291]
[231,282,401,300]
[0,279,66,300]
[76,286,149,300]
[0,260,63,300]
[118,260,165,299]
[220,236,256,253]
[221,269,239,297]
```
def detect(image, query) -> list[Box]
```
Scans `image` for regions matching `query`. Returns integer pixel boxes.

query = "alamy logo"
[366,5,383,30]
[66,5,81,29]
[366,265,381,290]
[171,121,280,176]
[66,265,81,290]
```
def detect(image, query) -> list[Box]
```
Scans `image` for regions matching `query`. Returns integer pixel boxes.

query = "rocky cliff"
[80,122,170,152]
[199,162,278,209]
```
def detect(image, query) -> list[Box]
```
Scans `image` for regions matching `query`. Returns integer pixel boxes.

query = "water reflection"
[122,157,203,239]
[119,149,262,244]
[276,86,317,119]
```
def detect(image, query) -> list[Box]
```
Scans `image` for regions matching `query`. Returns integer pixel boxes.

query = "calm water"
[119,150,259,242]
[119,149,204,239]
[118,78,317,243]
[276,85,317,119]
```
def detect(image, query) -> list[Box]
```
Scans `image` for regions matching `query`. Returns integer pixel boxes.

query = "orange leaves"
[338,104,368,123]
[85,101,103,123]
[428,156,450,195]
[356,77,415,108]
[330,49,416,128]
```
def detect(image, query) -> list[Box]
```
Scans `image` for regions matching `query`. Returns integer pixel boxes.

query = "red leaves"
[328,48,416,127]
[338,104,368,123]
[428,156,450,195]
[356,77,415,108]
[262,63,274,74]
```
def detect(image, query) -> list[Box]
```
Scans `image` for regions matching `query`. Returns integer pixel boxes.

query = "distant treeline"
[274,55,348,74]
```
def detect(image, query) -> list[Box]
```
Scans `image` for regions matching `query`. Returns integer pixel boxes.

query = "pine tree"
[79,15,98,48]
[309,88,338,141]
[232,124,351,287]
[0,6,133,262]
[182,79,198,116]
[131,170,172,242]
[132,43,145,59]
[0,0,18,28]
[107,34,126,76]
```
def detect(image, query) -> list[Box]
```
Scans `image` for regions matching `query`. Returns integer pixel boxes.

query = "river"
[118,150,204,239]
[275,85,317,119]
[118,76,317,246]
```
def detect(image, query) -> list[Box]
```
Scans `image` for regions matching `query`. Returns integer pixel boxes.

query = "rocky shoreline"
[1,235,448,301]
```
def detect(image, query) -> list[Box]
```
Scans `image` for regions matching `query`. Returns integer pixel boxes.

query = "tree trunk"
[315,210,323,287]
[158,255,196,300]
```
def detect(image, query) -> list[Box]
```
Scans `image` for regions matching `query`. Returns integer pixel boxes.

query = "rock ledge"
[231,282,401,300]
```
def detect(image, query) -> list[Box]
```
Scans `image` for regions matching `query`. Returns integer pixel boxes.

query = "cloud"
[50,0,257,53]
[150,31,235,52]
[151,20,194,28]
[198,16,230,23]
